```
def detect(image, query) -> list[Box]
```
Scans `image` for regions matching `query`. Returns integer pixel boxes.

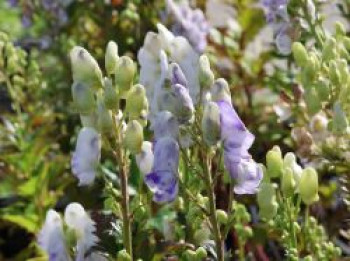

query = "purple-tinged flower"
[64,203,99,261]
[166,0,209,53]
[7,0,18,7]
[216,100,262,194]
[158,83,194,124]
[71,127,101,186]
[225,157,263,194]
[260,0,289,24]
[153,111,179,141]
[38,210,70,261]
[169,62,188,87]
[21,13,32,28]
[145,137,179,203]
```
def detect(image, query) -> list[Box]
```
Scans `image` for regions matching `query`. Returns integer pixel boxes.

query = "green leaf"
[2,214,38,233]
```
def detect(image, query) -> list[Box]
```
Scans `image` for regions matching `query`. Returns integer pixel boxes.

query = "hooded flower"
[64,203,99,261]
[136,141,154,175]
[153,111,180,141]
[144,137,179,203]
[165,0,209,53]
[158,83,194,124]
[138,23,200,115]
[38,210,70,261]
[71,127,101,186]
[260,0,292,55]
[217,100,262,194]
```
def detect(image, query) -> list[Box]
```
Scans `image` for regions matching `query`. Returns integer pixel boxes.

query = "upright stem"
[118,148,133,259]
[113,110,133,259]
[202,151,224,261]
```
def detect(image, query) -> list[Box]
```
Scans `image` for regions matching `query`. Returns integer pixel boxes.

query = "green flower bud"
[124,120,143,154]
[195,247,207,259]
[117,249,131,261]
[332,102,348,134]
[342,36,350,50]
[329,60,341,86]
[210,78,231,104]
[194,227,210,245]
[315,80,330,101]
[105,41,119,76]
[281,167,296,197]
[202,101,221,146]
[97,93,114,134]
[216,209,228,225]
[292,42,308,67]
[304,87,321,115]
[266,146,283,178]
[337,59,348,85]
[199,55,215,90]
[115,56,136,98]
[335,22,346,36]
[70,46,102,87]
[299,167,319,205]
[283,152,302,185]
[72,82,96,115]
[322,38,337,62]
[184,249,197,260]
[80,113,97,128]
[303,54,319,84]
[103,78,118,110]
[125,84,148,126]
[257,182,278,220]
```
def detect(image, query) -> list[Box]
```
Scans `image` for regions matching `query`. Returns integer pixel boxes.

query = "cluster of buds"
[38,203,106,260]
[69,41,150,186]
[258,146,319,220]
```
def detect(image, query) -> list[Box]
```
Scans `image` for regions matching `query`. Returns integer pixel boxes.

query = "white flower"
[38,210,70,261]
[206,0,236,28]
[136,141,154,175]
[71,127,101,186]
[283,153,302,185]
[64,203,98,261]
[138,23,200,117]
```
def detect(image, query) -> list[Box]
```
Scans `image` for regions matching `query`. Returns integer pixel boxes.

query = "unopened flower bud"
[281,167,296,197]
[216,209,228,225]
[72,82,96,115]
[125,84,148,126]
[124,120,143,154]
[266,146,283,178]
[115,56,136,98]
[335,22,346,36]
[299,167,319,205]
[283,153,302,185]
[329,60,341,86]
[332,102,348,134]
[195,247,207,259]
[304,87,321,115]
[184,249,196,260]
[292,42,308,67]
[117,249,131,261]
[303,54,319,83]
[202,101,221,145]
[169,63,188,87]
[210,78,231,105]
[105,41,119,76]
[97,94,114,134]
[135,141,154,175]
[199,55,214,90]
[322,37,337,62]
[70,46,102,87]
[315,80,330,101]
[257,182,278,220]
[103,78,118,110]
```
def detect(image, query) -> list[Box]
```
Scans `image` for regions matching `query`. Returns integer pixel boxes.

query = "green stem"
[202,151,224,261]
